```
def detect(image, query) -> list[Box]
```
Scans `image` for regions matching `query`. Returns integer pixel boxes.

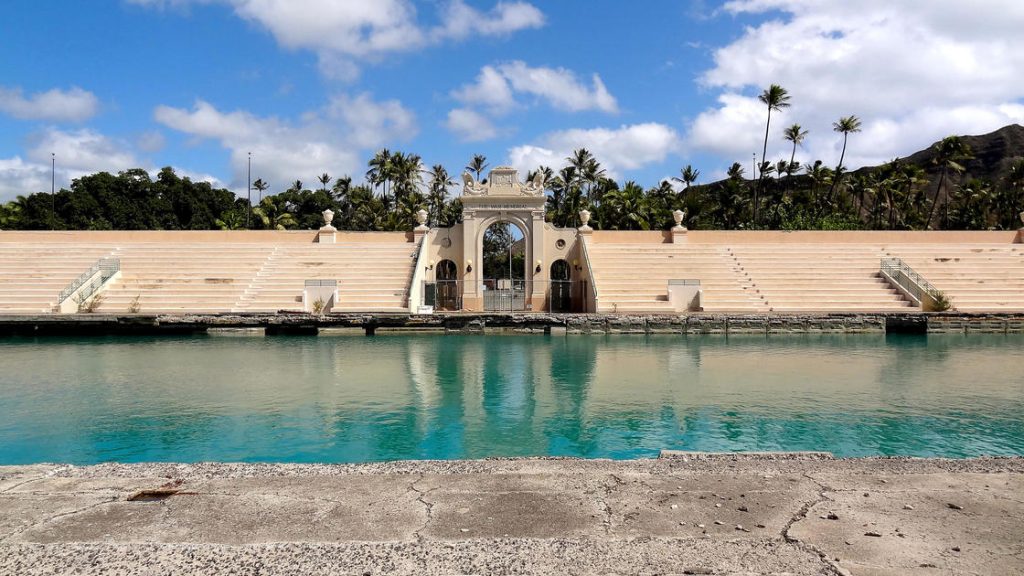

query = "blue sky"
[1,0,1022,201]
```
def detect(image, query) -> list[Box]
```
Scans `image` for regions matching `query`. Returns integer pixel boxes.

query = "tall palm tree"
[466,154,488,181]
[783,124,808,177]
[926,136,973,229]
[756,84,791,223]
[331,176,352,202]
[252,178,269,204]
[602,181,651,230]
[317,172,331,192]
[366,148,392,204]
[426,164,453,225]
[827,115,862,201]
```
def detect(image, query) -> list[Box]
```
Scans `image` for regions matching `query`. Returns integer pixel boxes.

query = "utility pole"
[51,153,55,230]
[247,152,252,229]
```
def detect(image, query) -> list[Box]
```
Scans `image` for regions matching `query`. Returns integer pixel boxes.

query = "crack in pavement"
[0,496,119,544]
[778,473,850,576]
[593,473,627,536]
[409,473,436,543]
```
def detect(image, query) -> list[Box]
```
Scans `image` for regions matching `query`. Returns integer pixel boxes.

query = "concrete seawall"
[1,455,1021,575]
[2,311,1024,336]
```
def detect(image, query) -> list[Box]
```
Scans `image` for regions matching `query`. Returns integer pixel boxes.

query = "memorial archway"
[481,220,527,311]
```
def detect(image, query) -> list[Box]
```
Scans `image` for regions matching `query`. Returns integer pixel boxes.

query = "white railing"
[58,258,120,305]
[880,257,940,307]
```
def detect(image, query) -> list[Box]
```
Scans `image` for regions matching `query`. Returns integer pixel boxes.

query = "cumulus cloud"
[0,128,143,201]
[445,108,499,142]
[454,61,618,114]
[154,94,417,191]
[689,0,1024,170]
[508,123,680,178]
[130,0,544,80]
[0,86,99,122]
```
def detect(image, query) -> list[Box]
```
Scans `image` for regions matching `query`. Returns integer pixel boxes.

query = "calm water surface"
[1,333,1022,463]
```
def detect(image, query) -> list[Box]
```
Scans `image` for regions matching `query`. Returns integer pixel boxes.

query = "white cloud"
[131,0,544,80]
[432,0,545,41]
[137,130,167,153]
[0,157,54,201]
[452,66,516,113]
[453,61,618,114]
[0,128,142,202]
[508,123,680,178]
[445,108,499,142]
[0,86,99,122]
[154,94,417,192]
[690,0,1024,170]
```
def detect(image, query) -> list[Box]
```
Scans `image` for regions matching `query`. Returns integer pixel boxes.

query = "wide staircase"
[884,244,1024,312]
[234,242,418,313]
[0,244,119,313]
[727,244,914,312]
[586,242,768,313]
[94,243,276,314]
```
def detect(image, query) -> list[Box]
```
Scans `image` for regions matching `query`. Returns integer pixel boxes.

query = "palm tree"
[317,172,331,192]
[783,124,808,177]
[331,176,352,203]
[289,180,304,193]
[602,181,651,230]
[827,115,862,201]
[466,154,488,181]
[926,136,973,229]
[252,178,269,204]
[366,149,393,205]
[756,84,791,223]
[672,165,700,191]
[253,198,297,230]
[426,164,453,225]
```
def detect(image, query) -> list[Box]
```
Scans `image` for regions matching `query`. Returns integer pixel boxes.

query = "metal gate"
[483,278,527,312]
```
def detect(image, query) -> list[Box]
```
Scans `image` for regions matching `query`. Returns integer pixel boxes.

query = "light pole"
[50,153,55,230]
[247,152,252,229]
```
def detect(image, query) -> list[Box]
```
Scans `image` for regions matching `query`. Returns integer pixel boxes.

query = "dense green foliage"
[2,88,1023,232]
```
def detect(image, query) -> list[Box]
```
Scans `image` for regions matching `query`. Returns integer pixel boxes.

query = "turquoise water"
[1,333,1022,464]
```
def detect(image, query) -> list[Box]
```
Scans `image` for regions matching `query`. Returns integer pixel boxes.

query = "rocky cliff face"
[903,123,1024,183]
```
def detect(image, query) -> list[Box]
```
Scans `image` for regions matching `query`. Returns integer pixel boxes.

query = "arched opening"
[549,259,572,313]
[482,221,526,311]
[435,259,460,310]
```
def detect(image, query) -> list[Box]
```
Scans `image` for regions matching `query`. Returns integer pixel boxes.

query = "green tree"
[466,154,488,181]
[827,115,862,202]
[926,136,973,229]
[756,84,791,223]
[783,124,808,177]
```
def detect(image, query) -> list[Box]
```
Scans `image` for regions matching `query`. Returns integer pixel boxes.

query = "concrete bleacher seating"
[885,244,1024,312]
[235,242,418,313]
[727,244,914,312]
[94,243,275,314]
[586,242,768,313]
[0,244,118,313]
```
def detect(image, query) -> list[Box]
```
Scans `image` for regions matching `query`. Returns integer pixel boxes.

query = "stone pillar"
[671,209,688,244]
[317,208,337,244]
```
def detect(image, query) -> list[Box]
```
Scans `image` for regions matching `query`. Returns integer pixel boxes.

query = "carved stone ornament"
[416,209,428,227]
[322,208,334,227]
[462,172,487,196]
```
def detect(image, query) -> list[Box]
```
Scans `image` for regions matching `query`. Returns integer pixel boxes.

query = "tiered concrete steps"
[234,242,418,313]
[586,242,768,313]
[94,243,275,314]
[0,244,118,313]
[727,244,914,313]
[885,244,1024,312]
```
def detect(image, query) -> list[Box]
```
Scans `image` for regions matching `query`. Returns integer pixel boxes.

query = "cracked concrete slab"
[0,457,1021,575]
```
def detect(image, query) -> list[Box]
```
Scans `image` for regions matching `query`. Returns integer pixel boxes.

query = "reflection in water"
[1,333,1023,464]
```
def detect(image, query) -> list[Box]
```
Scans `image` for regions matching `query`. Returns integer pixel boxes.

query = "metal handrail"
[58,258,120,304]
[880,257,940,305]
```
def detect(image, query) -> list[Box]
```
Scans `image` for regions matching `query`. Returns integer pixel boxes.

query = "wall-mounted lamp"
[572,258,581,272]
[426,259,435,271]
[465,259,473,273]
[535,259,543,273]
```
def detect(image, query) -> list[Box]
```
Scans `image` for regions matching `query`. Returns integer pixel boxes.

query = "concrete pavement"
[1,454,1022,575]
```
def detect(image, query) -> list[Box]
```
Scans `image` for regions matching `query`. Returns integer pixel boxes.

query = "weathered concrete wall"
[4,312,1024,336]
